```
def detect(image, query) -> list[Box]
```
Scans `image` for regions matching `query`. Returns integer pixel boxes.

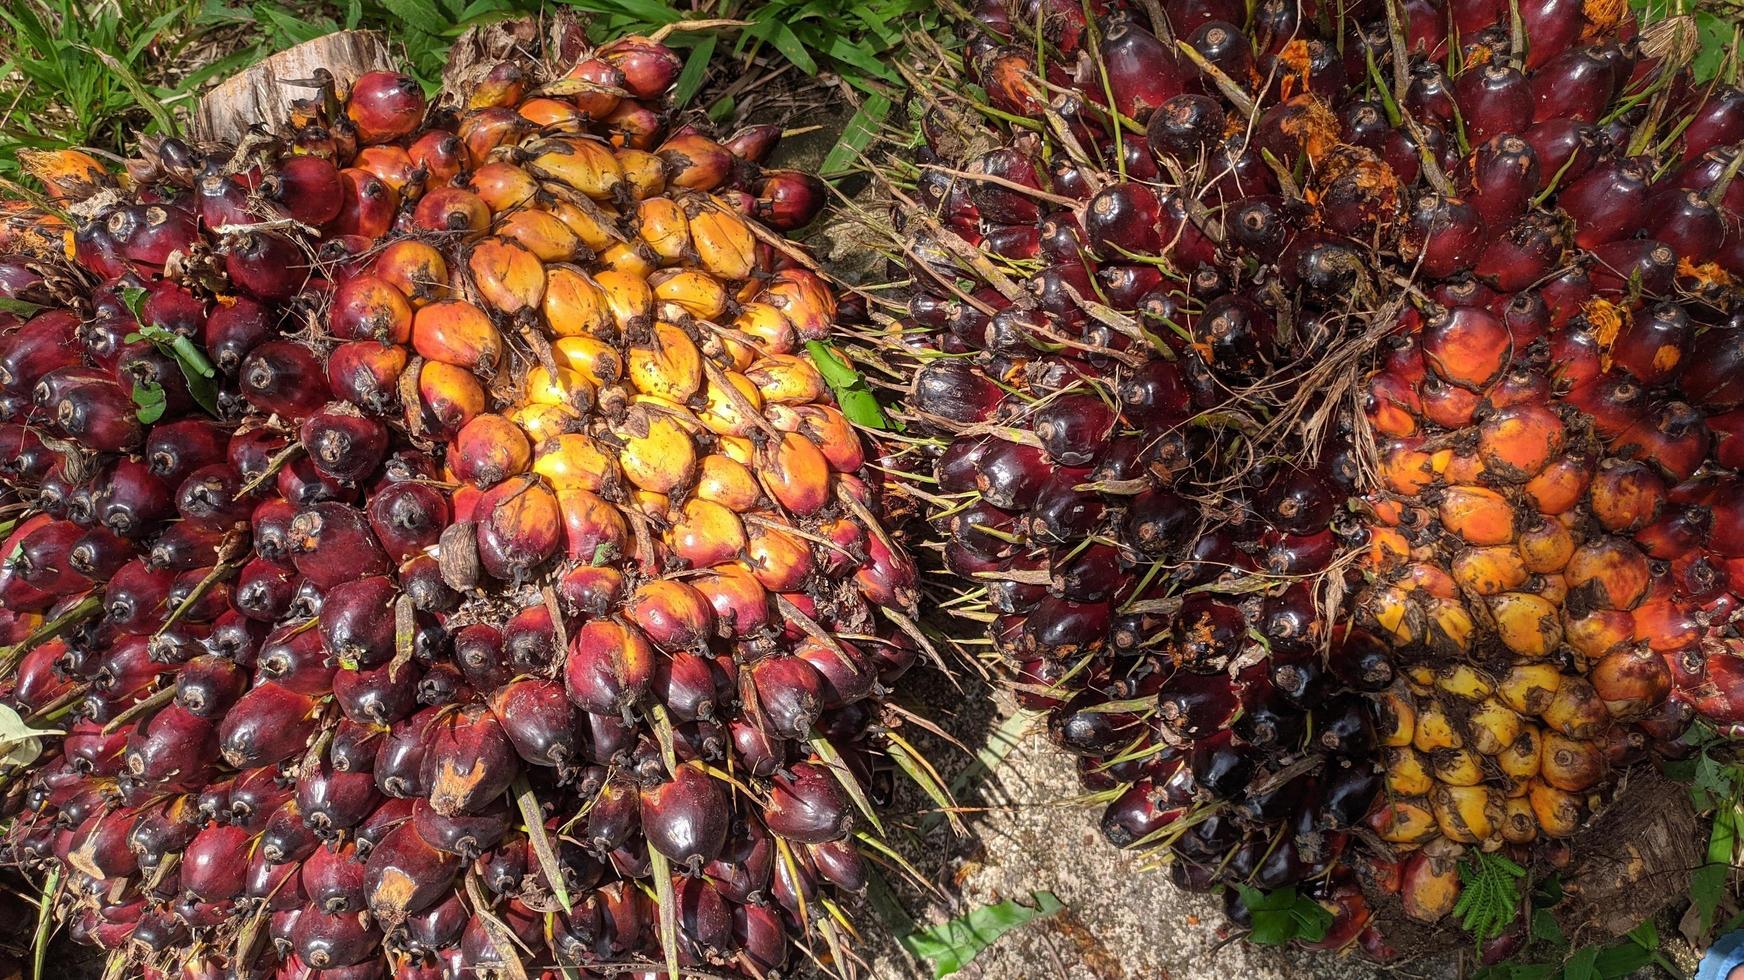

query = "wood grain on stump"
[193,31,391,144]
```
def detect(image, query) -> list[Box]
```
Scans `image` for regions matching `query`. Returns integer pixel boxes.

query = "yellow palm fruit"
[548,198,623,253]
[666,498,749,568]
[375,240,450,306]
[1367,583,1419,645]
[785,404,864,474]
[1527,779,1586,837]
[1518,517,1578,573]
[553,335,624,387]
[732,301,797,355]
[518,97,585,131]
[615,148,666,199]
[1438,485,1518,546]
[509,403,578,447]
[1497,664,1563,715]
[745,354,828,405]
[1434,664,1494,701]
[597,240,658,278]
[761,269,836,340]
[1541,677,1610,739]
[469,237,546,316]
[1413,697,1462,752]
[544,267,615,339]
[1385,747,1435,796]
[1527,573,1568,605]
[629,488,670,519]
[1452,546,1530,595]
[697,370,764,437]
[636,196,692,263]
[467,161,541,212]
[1421,596,1475,654]
[533,433,623,495]
[1496,726,1542,788]
[757,432,833,515]
[594,268,655,333]
[705,326,760,371]
[495,209,580,262]
[1465,699,1526,756]
[1539,732,1606,792]
[617,406,698,494]
[694,454,762,512]
[1500,796,1538,844]
[627,322,703,402]
[527,136,625,201]
[1403,665,1437,691]
[1376,682,1417,747]
[524,364,595,414]
[1371,798,1439,844]
[1487,592,1562,658]
[653,268,732,322]
[1402,838,1465,921]
[1430,748,1486,786]
[717,435,754,466]
[686,201,757,280]
[1431,783,1500,843]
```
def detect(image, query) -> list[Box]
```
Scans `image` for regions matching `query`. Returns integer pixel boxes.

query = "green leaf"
[759,21,818,75]
[1562,946,1599,980]
[1248,909,1297,945]
[0,296,44,317]
[901,892,1064,978]
[806,341,889,429]
[1693,805,1736,933]
[1454,851,1527,946]
[131,380,167,424]
[821,92,890,177]
[672,32,717,108]
[376,0,450,34]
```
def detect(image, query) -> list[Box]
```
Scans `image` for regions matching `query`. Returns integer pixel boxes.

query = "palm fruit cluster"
[864,0,1744,955]
[0,24,925,979]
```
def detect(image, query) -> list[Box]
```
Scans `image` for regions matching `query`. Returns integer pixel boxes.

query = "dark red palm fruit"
[143,421,228,489]
[292,907,382,970]
[650,651,720,723]
[298,406,389,485]
[1679,328,1744,411]
[754,170,828,231]
[764,761,852,844]
[1405,193,1486,277]
[1455,64,1532,146]
[421,704,518,816]
[393,556,454,619]
[227,766,294,830]
[1096,263,1165,311]
[1465,135,1542,232]
[224,230,308,302]
[1475,212,1568,291]
[171,463,252,532]
[262,154,343,226]
[0,309,79,394]
[276,452,352,507]
[417,662,470,706]
[1559,157,1650,249]
[402,893,468,954]
[638,761,729,871]
[218,681,317,768]
[298,762,384,836]
[120,204,200,270]
[248,844,310,909]
[911,360,1008,423]
[363,820,460,923]
[471,476,562,582]
[1610,303,1691,386]
[327,340,408,418]
[564,619,655,716]
[1529,45,1615,124]
[7,519,85,596]
[42,375,142,453]
[721,122,782,163]
[598,34,682,98]
[983,224,1042,260]
[1588,239,1678,298]
[500,604,559,673]
[67,806,144,879]
[239,340,330,419]
[1681,86,1744,162]
[346,71,426,143]
[229,426,290,486]
[1522,118,1602,193]
[1643,188,1723,263]
[1618,401,1711,483]
[625,580,716,652]
[1095,18,1185,120]
[410,186,491,235]
[232,557,297,622]
[332,167,399,239]
[438,625,501,694]
[1404,62,1458,127]
[1155,671,1241,739]
[748,655,825,740]
[288,501,390,589]
[732,900,789,974]
[1083,181,1167,260]
[1031,394,1116,468]
[181,822,252,902]
[302,839,370,914]
[584,774,642,853]
[173,654,246,718]
[255,622,334,695]
[12,642,74,713]
[410,797,509,861]
[312,575,397,672]
[1099,778,1184,848]
[485,678,579,769]
[259,800,321,865]
[334,655,422,727]
[122,700,219,788]
[0,424,58,488]
[64,718,131,776]
[199,295,273,377]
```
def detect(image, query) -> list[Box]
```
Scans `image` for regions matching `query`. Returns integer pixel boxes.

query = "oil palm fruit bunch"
[1,22,923,979]
[858,0,1744,955]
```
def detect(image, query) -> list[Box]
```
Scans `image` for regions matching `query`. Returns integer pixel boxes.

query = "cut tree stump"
[192,31,392,145]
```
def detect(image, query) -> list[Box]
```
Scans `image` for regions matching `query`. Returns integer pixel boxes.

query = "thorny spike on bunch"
[854,0,1744,958]
[0,17,929,980]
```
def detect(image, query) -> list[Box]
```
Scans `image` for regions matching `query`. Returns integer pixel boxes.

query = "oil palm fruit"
[1,18,921,979]
[856,0,1744,956]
